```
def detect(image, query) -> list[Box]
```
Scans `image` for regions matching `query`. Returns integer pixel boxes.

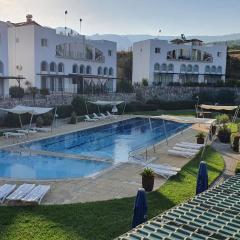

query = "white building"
[0,21,10,97]
[8,15,117,93]
[133,38,227,86]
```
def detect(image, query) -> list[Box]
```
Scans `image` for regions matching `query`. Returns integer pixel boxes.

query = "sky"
[0,0,239,36]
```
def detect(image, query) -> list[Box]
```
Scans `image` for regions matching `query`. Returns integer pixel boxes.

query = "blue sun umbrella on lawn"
[132,188,148,229]
[196,161,208,195]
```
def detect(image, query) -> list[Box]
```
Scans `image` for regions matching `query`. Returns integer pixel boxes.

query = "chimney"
[26,14,33,23]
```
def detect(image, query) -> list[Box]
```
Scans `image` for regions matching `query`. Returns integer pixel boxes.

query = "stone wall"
[0,93,136,109]
[135,86,240,102]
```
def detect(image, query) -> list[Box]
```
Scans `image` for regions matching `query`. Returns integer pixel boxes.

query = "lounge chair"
[32,127,51,132]
[6,184,35,201]
[175,143,203,150]
[173,146,199,154]
[0,184,16,203]
[3,132,25,138]
[21,185,50,204]
[17,129,37,134]
[153,168,178,179]
[147,163,181,172]
[85,115,98,122]
[181,142,204,147]
[106,111,114,117]
[100,113,108,119]
[93,113,103,119]
[168,149,196,158]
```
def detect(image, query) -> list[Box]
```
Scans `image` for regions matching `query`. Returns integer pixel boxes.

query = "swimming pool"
[26,118,190,162]
[0,151,110,180]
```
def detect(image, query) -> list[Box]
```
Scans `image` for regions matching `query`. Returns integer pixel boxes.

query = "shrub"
[235,161,240,174]
[216,89,236,104]
[71,96,87,116]
[218,125,231,143]
[231,133,240,152]
[42,112,53,126]
[216,114,230,124]
[57,105,74,119]
[69,112,77,124]
[36,116,44,128]
[40,88,50,96]
[9,86,24,99]
[141,168,155,178]
[142,78,148,86]
[193,90,216,104]
[124,101,158,113]
[3,113,31,128]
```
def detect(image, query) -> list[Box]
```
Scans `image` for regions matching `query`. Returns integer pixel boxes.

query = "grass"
[0,146,224,240]
[130,109,196,116]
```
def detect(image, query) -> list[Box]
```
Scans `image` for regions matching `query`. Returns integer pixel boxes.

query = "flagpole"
[65,10,68,35]
[80,18,82,35]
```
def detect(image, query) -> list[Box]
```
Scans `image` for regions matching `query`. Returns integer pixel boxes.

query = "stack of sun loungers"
[0,183,50,205]
[168,142,204,158]
[84,112,114,122]
[3,132,26,139]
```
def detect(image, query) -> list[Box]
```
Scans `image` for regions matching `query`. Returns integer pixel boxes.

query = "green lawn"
[130,109,196,116]
[0,147,224,240]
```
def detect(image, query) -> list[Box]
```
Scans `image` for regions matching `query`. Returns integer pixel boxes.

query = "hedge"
[146,100,195,110]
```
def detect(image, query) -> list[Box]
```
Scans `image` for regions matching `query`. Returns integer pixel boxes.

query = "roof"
[118,174,240,239]
[0,105,53,115]
[170,38,203,44]
[12,21,41,27]
[200,104,239,111]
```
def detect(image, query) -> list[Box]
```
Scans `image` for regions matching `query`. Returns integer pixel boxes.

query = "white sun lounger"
[32,127,51,132]
[173,146,199,154]
[181,142,204,147]
[21,185,50,204]
[93,113,103,119]
[6,184,35,201]
[3,132,26,138]
[168,149,196,158]
[106,111,114,117]
[0,184,16,203]
[85,115,97,122]
[175,143,203,150]
[17,129,37,134]
[100,113,108,119]
[153,168,178,179]
[147,163,181,172]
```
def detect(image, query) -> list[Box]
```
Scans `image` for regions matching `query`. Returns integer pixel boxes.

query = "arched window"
[109,67,114,76]
[80,65,85,74]
[217,66,222,74]
[98,66,103,75]
[86,65,92,75]
[154,63,160,71]
[187,64,193,73]
[180,64,186,73]
[0,61,3,74]
[72,64,78,73]
[41,61,48,72]
[211,66,216,74]
[168,64,174,72]
[104,67,108,75]
[193,65,199,73]
[161,63,167,72]
[50,62,56,72]
[205,65,210,73]
[58,63,64,73]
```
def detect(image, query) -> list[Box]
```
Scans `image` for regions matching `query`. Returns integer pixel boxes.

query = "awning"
[88,100,124,106]
[200,104,238,111]
[152,115,216,125]
[0,105,53,115]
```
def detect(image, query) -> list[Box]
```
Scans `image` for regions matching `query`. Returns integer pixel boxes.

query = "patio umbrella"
[196,161,208,195]
[132,188,148,229]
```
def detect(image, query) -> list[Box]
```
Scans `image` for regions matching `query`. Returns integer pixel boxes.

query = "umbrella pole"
[122,101,127,115]
[200,124,211,161]
[148,117,152,130]
[52,107,57,132]
[27,114,34,139]
[163,120,168,145]
[85,101,89,115]
[18,114,23,129]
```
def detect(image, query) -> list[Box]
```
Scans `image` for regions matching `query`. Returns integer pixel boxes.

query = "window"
[180,64,186,73]
[211,66,216,74]
[98,66,103,75]
[187,65,193,73]
[58,63,64,73]
[109,67,114,76]
[72,64,78,73]
[86,65,92,75]
[217,66,222,74]
[41,77,47,89]
[0,61,3,74]
[80,65,85,74]
[217,52,222,57]
[41,61,48,72]
[108,50,112,56]
[161,63,167,72]
[205,65,210,73]
[193,65,199,73]
[168,64,174,72]
[154,63,160,71]
[155,48,161,54]
[104,67,108,75]
[50,62,56,72]
[41,38,48,47]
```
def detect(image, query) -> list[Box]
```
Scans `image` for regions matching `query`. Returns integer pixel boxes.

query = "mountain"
[88,33,240,50]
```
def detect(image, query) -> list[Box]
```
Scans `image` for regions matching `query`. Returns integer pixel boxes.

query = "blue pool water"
[26,118,189,162]
[0,151,110,180]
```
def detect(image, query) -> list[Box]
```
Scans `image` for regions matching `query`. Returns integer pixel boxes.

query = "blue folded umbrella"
[196,161,208,195]
[132,188,148,229]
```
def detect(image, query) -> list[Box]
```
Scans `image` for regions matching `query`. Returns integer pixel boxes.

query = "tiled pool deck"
[0,115,201,204]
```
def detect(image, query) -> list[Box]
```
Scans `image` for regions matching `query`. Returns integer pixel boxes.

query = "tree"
[9,86,24,99]
[117,51,132,81]
[142,78,149,86]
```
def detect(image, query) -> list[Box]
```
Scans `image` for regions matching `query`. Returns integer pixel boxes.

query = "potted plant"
[196,132,205,144]
[141,168,155,192]
[218,125,231,143]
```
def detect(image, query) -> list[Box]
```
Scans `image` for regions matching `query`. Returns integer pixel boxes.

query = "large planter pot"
[218,130,231,143]
[142,175,154,192]
[197,137,204,144]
